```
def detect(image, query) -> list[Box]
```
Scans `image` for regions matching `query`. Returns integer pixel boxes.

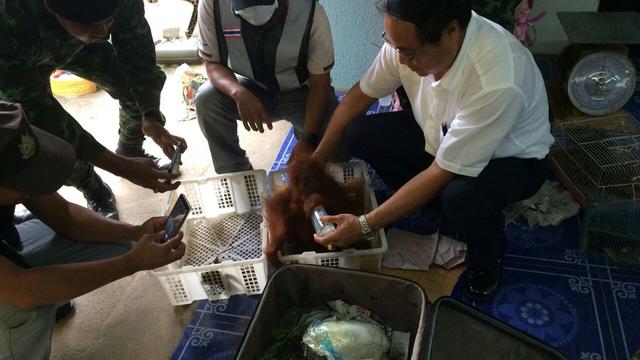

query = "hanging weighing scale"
[556,12,640,116]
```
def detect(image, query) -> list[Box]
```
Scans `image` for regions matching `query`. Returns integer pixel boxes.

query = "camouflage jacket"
[0,0,165,160]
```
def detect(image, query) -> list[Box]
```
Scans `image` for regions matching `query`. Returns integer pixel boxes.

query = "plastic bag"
[303,319,390,360]
[175,63,206,111]
[302,300,391,359]
[261,308,334,360]
[261,300,393,359]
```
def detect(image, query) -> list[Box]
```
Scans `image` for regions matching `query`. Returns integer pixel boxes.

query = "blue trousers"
[0,220,132,360]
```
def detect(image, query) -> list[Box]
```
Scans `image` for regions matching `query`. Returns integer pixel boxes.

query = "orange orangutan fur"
[264,149,364,267]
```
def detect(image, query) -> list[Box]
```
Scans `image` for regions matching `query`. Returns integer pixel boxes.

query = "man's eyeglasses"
[381,32,424,62]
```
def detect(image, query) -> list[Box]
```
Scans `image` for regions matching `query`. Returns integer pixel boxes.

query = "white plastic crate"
[152,170,269,306]
[266,161,388,271]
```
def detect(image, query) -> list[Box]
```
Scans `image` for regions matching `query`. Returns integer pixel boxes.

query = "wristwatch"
[301,132,320,148]
[358,214,375,242]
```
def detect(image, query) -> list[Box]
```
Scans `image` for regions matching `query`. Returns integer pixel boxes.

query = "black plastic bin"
[236,265,566,360]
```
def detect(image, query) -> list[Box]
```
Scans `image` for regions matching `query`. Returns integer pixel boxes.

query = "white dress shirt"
[360,11,554,177]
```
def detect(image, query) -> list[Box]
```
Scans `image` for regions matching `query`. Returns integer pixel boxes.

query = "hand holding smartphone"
[164,144,182,184]
[169,144,182,174]
[163,193,191,243]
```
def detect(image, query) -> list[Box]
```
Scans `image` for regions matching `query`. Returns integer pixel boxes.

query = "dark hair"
[385,0,472,44]
[46,0,121,23]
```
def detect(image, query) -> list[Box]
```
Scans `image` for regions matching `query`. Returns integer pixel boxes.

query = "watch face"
[568,52,636,115]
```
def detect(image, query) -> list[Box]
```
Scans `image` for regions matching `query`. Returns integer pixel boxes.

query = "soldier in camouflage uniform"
[0,0,187,220]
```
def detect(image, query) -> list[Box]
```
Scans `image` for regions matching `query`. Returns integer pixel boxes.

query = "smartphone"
[168,144,182,175]
[163,193,191,243]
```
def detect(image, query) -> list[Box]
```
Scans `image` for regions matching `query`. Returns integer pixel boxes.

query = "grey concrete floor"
[47,0,292,350]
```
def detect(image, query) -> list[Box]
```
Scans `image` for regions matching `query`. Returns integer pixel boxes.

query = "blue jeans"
[0,220,132,360]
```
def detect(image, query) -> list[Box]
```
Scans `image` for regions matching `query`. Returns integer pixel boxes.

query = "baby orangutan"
[264,149,365,267]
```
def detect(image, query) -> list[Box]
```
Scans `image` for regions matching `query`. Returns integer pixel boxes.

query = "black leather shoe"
[13,207,35,225]
[55,300,75,322]
[78,170,119,220]
[116,139,172,172]
[463,265,502,301]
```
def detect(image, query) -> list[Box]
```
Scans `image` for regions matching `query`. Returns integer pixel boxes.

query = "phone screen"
[163,193,191,243]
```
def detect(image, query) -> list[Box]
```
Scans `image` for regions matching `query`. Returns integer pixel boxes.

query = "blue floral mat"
[451,217,640,360]
[171,57,640,359]
[447,56,640,360]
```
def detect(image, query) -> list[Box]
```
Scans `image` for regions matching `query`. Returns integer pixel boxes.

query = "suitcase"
[236,264,566,360]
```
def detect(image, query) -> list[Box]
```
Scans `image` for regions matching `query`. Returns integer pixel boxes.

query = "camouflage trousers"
[3,42,145,187]
[60,42,147,145]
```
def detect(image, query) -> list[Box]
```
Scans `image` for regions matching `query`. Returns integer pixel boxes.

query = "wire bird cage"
[551,111,640,265]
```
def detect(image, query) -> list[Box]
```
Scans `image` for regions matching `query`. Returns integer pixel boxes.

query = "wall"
[320,0,385,90]
[529,0,600,54]
[320,0,601,88]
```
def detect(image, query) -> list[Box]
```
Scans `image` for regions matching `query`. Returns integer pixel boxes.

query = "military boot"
[77,169,118,220]
[116,138,172,171]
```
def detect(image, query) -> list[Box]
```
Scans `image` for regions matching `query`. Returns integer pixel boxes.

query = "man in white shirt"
[313,0,554,300]
[196,0,343,173]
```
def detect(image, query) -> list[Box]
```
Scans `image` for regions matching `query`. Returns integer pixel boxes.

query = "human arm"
[0,13,106,161]
[24,193,147,244]
[197,0,271,133]
[111,0,187,158]
[204,60,273,133]
[0,56,178,192]
[92,150,180,193]
[293,72,332,155]
[313,83,377,162]
[0,231,184,308]
[316,87,527,247]
[313,41,402,162]
[315,162,456,248]
[0,193,185,308]
[297,4,335,150]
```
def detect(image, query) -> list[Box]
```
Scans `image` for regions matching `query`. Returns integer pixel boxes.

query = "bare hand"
[311,149,329,166]
[235,90,273,133]
[123,157,180,193]
[142,118,188,159]
[134,216,167,240]
[127,230,186,271]
[313,214,362,249]
[287,140,314,166]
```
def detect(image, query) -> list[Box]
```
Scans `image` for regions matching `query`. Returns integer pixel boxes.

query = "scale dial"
[567,52,636,116]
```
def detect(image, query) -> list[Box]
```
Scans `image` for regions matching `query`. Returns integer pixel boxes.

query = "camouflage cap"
[0,102,76,195]
[46,0,121,23]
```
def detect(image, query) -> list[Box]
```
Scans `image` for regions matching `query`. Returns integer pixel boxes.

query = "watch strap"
[358,214,375,242]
